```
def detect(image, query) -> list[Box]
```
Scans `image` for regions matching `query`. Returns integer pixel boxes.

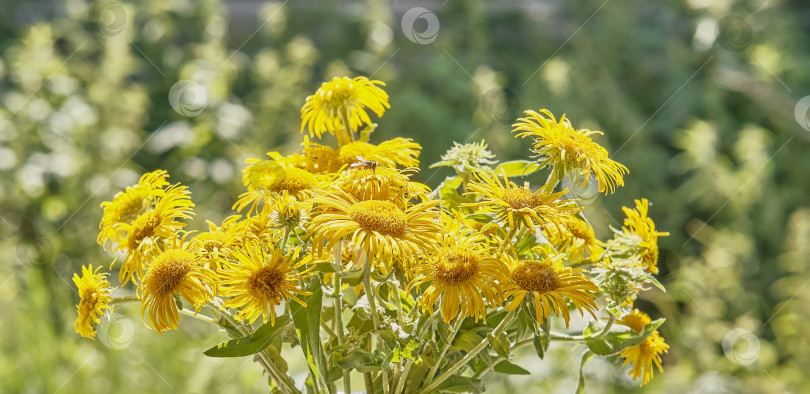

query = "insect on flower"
[349,156,378,172]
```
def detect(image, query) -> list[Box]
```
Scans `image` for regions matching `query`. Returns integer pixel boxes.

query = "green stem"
[390,281,406,329]
[332,244,352,394]
[179,308,218,325]
[281,227,291,254]
[549,315,616,342]
[424,316,464,384]
[418,310,517,394]
[394,315,436,394]
[108,296,139,305]
[472,339,534,379]
[362,263,390,394]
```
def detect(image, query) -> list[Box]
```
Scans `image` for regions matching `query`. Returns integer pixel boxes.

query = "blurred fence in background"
[1,0,808,392]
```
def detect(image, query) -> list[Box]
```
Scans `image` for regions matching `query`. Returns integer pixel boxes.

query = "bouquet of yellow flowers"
[74,76,670,393]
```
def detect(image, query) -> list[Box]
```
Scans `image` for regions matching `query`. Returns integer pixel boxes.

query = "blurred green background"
[2,0,809,392]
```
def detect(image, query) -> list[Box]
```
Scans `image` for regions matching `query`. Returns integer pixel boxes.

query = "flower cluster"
[73,76,670,391]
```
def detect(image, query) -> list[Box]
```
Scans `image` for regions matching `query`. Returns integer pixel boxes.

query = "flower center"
[248,266,285,303]
[271,167,317,194]
[337,141,375,167]
[433,248,480,284]
[144,249,194,296]
[348,200,407,237]
[511,260,560,293]
[118,193,151,223]
[567,220,592,241]
[128,211,159,250]
[195,232,225,253]
[502,187,539,210]
[318,79,354,110]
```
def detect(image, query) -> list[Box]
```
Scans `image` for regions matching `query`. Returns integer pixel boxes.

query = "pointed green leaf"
[494,360,531,375]
[576,351,595,393]
[203,315,292,357]
[494,160,543,178]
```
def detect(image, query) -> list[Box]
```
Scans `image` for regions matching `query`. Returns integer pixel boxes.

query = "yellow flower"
[612,198,670,274]
[503,254,598,327]
[546,218,605,264]
[337,166,430,205]
[512,109,628,194]
[301,76,389,145]
[618,309,669,386]
[140,233,218,334]
[408,221,507,323]
[302,138,422,173]
[73,264,113,339]
[190,215,242,271]
[235,160,322,214]
[218,240,315,324]
[113,183,194,285]
[308,189,443,269]
[464,168,582,232]
[97,170,169,250]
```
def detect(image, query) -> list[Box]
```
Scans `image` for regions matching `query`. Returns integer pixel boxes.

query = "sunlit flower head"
[503,253,598,327]
[73,264,113,339]
[593,256,657,306]
[546,218,604,264]
[218,240,315,325]
[303,138,422,173]
[408,221,507,323]
[301,76,389,145]
[190,215,242,271]
[98,170,169,251]
[140,233,217,334]
[113,183,194,285]
[235,159,322,214]
[430,140,498,176]
[308,189,443,269]
[464,168,582,232]
[337,165,430,205]
[610,198,670,274]
[618,309,669,386]
[512,109,628,194]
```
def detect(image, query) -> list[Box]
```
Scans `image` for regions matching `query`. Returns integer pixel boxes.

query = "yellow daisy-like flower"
[301,76,390,145]
[190,216,242,271]
[73,264,113,339]
[337,166,430,205]
[97,170,169,250]
[614,198,670,274]
[512,109,628,194]
[235,160,322,214]
[546,218,605,264]
[218,240,315,325]
[408,222,507,323]
[113,183,194,284]
[464,168,582,232]
[618,309,669,386]
[140,233,218,334]
[308,189,443,268]
[503,254,598,327]
[303,138,422,173]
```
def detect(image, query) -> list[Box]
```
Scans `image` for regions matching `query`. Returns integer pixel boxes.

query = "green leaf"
[576,351,595,394]
[449,331,484,352]
[311,262,341,273]
[435,375,485,393]
[494,160,542,178]
[203,315,292,357]
[533,333,550,359]
[290,276,325,383]
[586,318,665,356]
[494,360,531,375]
[401,339,420,361]
[488,332,510,358]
